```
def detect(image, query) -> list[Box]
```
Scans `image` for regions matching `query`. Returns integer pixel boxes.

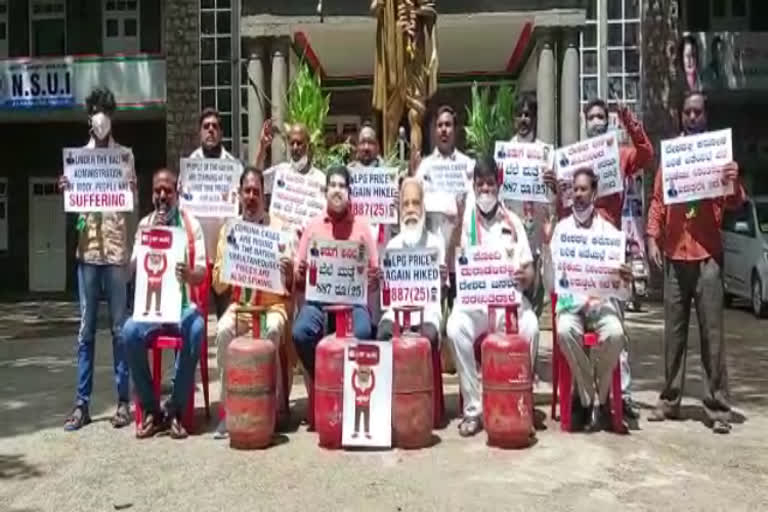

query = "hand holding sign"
[723,161,739,184]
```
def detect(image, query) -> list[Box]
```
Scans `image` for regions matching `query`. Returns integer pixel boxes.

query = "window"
[103,0,140,54]
[605,0,642,118]
[710,0,750,31]
[0,1,7,58]
[200,1,233,151]
[30,0,65,57]
[580,0,599,104]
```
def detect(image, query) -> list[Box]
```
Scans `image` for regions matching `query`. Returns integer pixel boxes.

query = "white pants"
[216,307,287,412]
[446,304,540,419]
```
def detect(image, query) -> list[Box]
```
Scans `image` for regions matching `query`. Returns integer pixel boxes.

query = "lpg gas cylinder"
[226,306,277,449]
[391,306,433,449]
[482,304,533,449]
[315,305,356,449]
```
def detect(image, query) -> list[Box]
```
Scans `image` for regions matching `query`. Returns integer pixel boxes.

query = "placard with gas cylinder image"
[555,132,622,207]
[455,245,520,307]
[269,167,327,235]
[179,158,241,218]
[494,141,554,203]
[220,220,288,295]
[342,341,393,449]
[305,238,369,306]
[349,166,399,224]
[133,226,187,324]
[380,247,441,309]
[62,147,134,213]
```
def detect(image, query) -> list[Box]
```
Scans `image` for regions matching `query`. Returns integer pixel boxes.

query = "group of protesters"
[60,84,741,440]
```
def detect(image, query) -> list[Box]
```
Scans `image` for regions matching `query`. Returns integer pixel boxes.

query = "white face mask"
[90,112,112,141]
[586,120,608,138]
[400,215,426,247]
[573,203,594,224]
[476,193,498,215]
[291,154,309,172]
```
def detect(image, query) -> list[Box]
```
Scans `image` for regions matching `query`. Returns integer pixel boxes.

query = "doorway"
[28,177,66,291]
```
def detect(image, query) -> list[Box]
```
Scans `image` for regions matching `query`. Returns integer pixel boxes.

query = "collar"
[432,148,457,161]
[86,136,116,149]
[350,157,382,168]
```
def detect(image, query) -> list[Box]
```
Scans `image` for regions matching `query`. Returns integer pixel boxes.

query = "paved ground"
[2,300,768,512]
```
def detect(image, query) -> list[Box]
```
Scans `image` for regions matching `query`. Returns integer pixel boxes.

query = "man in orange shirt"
[646,91,744,434]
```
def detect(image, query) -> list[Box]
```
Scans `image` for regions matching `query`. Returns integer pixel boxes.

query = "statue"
[371,0,438,171]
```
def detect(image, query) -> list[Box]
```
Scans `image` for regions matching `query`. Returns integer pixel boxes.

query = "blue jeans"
[75,262,129,406]
[292,302,372,377]
[123,307,204,415]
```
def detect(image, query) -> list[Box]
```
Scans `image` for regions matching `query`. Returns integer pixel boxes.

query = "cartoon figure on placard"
[351,364,376,439]
[143,250,168,316]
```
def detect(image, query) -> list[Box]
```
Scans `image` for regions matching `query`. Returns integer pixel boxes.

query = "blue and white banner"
[0,57,74,109]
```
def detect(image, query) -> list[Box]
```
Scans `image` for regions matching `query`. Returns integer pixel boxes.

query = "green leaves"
[464,82,517,158]
[285,62,330,156]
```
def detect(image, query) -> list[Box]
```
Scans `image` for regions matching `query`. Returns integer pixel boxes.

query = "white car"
[722,196,768,317]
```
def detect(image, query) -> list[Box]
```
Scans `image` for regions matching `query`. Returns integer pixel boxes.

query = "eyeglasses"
[202,122,220,130]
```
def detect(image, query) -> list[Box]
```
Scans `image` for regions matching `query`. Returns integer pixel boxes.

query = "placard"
[380,247,441,309]
[305,238,368,306]
[220,220,287,295]
[342,341,393,449]
[1,57,74,108]
[179,158,241,218]
[422,159,469,196]
[551,227,629,300]
[133,226,186,324]
[660,129,733,205]
[455,245,519,307]
[269,167,327,234]
[62,148,134,213]
[495,141,553,203]
[349,166,398,224]
[555,132,622,207]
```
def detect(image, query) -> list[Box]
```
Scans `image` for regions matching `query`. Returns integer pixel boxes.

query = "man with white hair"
[376,178,446,347]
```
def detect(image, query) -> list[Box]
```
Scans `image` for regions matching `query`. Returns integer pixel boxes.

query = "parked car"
[721,196,768,317]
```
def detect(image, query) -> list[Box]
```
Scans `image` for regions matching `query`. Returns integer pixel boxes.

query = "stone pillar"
[560,28,580,146]
[536,29,557,145]
[246,38,267,167]
[270,37,290,164]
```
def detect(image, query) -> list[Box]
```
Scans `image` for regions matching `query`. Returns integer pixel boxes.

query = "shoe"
[622,398,639,420]
[213,419,228,440]
[570,396,588,432]
[352,431,359,439]
[458,416,483,437]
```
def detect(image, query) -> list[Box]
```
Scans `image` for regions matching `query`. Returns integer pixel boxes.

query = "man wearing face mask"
[259,121,325,197]
[59,86,137,432]
[646,92,744,434]
[122,168,207,439]
[446,156,540,438]
[292,166,380,380]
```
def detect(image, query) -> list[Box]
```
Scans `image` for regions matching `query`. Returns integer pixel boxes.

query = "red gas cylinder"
[391,306,434,449]
[482,304,533,449]
[226,306,277,449]
[315,305,356,449]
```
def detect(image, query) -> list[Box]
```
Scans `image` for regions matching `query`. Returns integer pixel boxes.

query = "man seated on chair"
[123,168,207,439]
[292,165,380,379]
[376,177,446,348]
[543,167,632,432]
[211,166,294,440]
[446,155,540,438]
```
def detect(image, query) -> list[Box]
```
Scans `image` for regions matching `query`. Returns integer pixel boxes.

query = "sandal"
[110,402,132,429]
[64,405,91,431]
[712,419,732,434]
[136,412,167,439]
[458,416,483,437]
[169,415,188,440]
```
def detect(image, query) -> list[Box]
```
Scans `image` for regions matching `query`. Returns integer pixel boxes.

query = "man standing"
[258,121,325,197]
[646,92,743,434]
[60,86,136,431]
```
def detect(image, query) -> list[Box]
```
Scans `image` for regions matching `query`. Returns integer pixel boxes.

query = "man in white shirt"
[259,122,325,196]
[446,156,540,437]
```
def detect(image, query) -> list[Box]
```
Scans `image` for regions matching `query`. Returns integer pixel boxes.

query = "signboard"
[133,227,186,324]
[269,167,327,235]
[551,227,628,300]
[494,141,553,203]
[0,57,74,108]
[661,129,733,205]
[220,220,287,295]
[455,245,519,307]
[685,32,768,92]
[349,166,398,225]
[62,148,134,213]
[305,238,368,306]
[179,158,241,218]
[555,132,622,207]
[422,159,469,196]
[342,342,393,449]
[380,247,441,309]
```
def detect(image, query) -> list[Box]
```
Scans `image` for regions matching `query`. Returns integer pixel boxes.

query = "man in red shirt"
[646,91,744,434]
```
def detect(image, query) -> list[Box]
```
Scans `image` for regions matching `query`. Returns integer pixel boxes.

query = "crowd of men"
[60,85,741,440]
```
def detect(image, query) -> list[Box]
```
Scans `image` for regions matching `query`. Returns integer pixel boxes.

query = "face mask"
[291,154,309,172]
[154,201,177,225]
[476,193,498,215]
[573,203,594,224]
[90,112,112,141]
[586,120,608,138]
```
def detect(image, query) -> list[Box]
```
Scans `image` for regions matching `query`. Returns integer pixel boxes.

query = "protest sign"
[342,341,393,449]
[455,245,520,307]
[551,226,628,300]
[220,220,287,295]
[380,247,441,309]
[179,158,241,218]
[660,129,733,205]
[422,159,470,197]
[305,238,368,306]
[62,148,134,213]
[349,166,398,224]
[555,132,622,207]
[269,167,327,235]
[133,226,186,324]
[494,141,553,203]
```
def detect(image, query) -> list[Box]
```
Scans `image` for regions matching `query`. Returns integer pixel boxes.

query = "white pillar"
[270,37,289,164]
[560,28,581,146]
[536,29,557,145]
[246,39,266,166]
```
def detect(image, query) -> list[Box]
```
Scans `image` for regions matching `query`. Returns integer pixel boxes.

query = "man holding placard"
[445,156,540,438]
[646,91,744,434]
[59,87,137,432]
[122,168,207,439]
[211,167,294,439]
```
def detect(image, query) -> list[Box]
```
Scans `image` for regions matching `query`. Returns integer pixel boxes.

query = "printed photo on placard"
[179,158,241,218]
[305,238,368,306]
[62,147,134,213]
[133,226,186,324]
[220,220,288,295]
